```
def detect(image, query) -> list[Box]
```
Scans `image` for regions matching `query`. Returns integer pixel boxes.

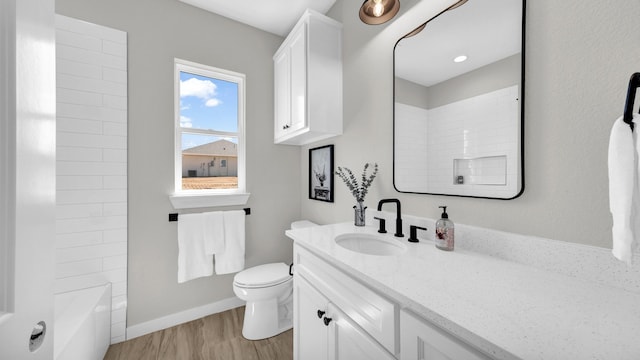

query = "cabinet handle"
[323,317,332,326]
[283,124,290,130]
[317,310,325,319]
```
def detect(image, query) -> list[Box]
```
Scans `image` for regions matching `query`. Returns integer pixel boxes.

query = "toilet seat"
[233,262,291,289]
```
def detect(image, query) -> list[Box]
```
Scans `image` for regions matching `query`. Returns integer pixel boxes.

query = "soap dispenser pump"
[435,206,454,251]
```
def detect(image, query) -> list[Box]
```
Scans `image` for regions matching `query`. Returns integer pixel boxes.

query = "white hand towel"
[177,213,213,283]
[215,210,245,274]
[609,115,638,264]
[202,211,225,255]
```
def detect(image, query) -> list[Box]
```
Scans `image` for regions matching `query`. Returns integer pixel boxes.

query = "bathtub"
[54,283,112,360]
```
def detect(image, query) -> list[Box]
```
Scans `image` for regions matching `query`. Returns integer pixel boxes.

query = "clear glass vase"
[354,202,367,226]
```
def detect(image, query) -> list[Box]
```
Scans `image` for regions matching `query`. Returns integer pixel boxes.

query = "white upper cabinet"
[274,10,343,145]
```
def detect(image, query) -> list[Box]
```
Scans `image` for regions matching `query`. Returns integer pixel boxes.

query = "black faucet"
[377,199,404,237]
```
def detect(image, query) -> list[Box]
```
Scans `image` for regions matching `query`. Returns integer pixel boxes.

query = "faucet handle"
[374,217,387,233]
[408,225,427,243]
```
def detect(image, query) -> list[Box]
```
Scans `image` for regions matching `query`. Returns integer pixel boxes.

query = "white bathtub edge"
[54,283,112,360]
[125,296,244,340]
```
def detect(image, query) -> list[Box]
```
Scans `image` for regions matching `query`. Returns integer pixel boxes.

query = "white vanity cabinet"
[273,10,342,145]
[400,310,492,360]
[293,245,397,360]
[294,275,396,360]
[293,242,495,360]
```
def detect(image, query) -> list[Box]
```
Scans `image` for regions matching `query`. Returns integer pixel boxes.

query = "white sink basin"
[334,233,406,256]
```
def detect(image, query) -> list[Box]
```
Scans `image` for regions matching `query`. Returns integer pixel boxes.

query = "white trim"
[125,296,244,340]
[169,192,250,209]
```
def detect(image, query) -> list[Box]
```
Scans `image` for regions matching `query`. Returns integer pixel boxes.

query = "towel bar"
[169,208,250,222]
[623,72,640,131]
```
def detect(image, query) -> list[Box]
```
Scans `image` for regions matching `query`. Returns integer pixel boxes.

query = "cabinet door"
[328,303,396,360]
[401,310,491,360]
[294,274,329,360]
[288,22,307,132]
[273,48,290,140]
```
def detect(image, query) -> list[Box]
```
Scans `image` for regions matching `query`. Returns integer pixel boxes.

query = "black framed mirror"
[393,0,525,199]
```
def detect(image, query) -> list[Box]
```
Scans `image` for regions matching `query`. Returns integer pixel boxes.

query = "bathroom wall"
[426,54,521,109]
[55,15,128,343]
[55,0,300,330]
[301,0,640,250]
[395,54,520,110]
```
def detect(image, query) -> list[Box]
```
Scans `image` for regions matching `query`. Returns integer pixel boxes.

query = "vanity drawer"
[294,245,398,355]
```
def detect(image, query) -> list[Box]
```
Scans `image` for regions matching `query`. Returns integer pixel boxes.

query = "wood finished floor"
[104,307,293,360]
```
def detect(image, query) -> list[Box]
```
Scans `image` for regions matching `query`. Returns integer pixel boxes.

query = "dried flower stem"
[335,163,379,203]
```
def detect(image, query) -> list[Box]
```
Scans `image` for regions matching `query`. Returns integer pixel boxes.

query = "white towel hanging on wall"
[177,213,214,283]
[203,211,225,255]
[609,114,640,264]
[215,210,246,274]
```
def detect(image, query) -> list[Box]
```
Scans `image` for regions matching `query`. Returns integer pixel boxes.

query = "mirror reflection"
[393,0,524,199]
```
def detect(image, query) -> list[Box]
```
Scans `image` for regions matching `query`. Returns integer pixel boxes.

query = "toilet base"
[241,297,293,340]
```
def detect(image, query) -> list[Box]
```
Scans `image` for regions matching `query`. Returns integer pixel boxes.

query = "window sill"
[169,192,250,209]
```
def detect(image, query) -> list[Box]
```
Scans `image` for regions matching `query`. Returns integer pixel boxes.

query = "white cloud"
[205,98,222,107]
[180,116,193,128]
[180,77,223,107]
[180,78,217,99]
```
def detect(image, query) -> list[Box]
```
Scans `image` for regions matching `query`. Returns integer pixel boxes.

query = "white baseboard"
[125,296,245,340]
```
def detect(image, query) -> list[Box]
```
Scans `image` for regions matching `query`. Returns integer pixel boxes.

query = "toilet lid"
[234,262,291,288]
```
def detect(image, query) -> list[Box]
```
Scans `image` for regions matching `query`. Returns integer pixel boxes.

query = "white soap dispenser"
[435,206,454,251]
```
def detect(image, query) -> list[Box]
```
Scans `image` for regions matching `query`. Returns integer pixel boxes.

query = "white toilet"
[233,220,316,340]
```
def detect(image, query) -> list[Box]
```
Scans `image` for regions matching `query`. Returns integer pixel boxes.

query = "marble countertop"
[286,222,640,360]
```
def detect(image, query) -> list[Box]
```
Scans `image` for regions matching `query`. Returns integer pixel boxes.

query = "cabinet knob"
[283,124,290,130]
[317,310,325,319]
[323,317,332,326]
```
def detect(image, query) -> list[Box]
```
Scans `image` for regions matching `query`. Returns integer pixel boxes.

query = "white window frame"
[169,58,249,209]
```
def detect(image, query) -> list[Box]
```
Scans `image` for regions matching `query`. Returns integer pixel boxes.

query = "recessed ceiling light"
[454,55,467,63]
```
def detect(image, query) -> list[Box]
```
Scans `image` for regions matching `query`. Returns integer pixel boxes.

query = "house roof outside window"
[182,139,238,157]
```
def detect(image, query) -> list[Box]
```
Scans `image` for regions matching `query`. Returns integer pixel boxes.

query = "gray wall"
[395,54,521,109]
[301,0,640,250]
[427,53,521,109]
[56,0,300,326]
[395,77,430,109]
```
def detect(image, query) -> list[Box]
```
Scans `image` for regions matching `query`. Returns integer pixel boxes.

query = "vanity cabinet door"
[400,310,491,360]
[294,274,396,360]
[274,22,307,141]
[328,303,396,360]
[294,274,329,360]
[288,24,307,133]
[273,48,290,140]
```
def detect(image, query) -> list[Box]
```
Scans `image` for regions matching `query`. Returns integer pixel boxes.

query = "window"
[170,59,249,208]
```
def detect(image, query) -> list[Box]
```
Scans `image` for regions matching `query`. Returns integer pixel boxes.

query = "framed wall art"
[309,145,334,202]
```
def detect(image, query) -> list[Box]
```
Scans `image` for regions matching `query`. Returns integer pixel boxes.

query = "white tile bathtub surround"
[394,103,429,192]
[288,222,640,360]
[369,210,640,294]
[427,86,519,196]
[55,14,128,344]
[395,86,519,197]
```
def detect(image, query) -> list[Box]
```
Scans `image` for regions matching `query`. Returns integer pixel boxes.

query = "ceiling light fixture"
[454,55,468,63]
[359,0,400,25]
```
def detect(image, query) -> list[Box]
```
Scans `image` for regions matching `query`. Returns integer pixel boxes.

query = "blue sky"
[179,71,238,149]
